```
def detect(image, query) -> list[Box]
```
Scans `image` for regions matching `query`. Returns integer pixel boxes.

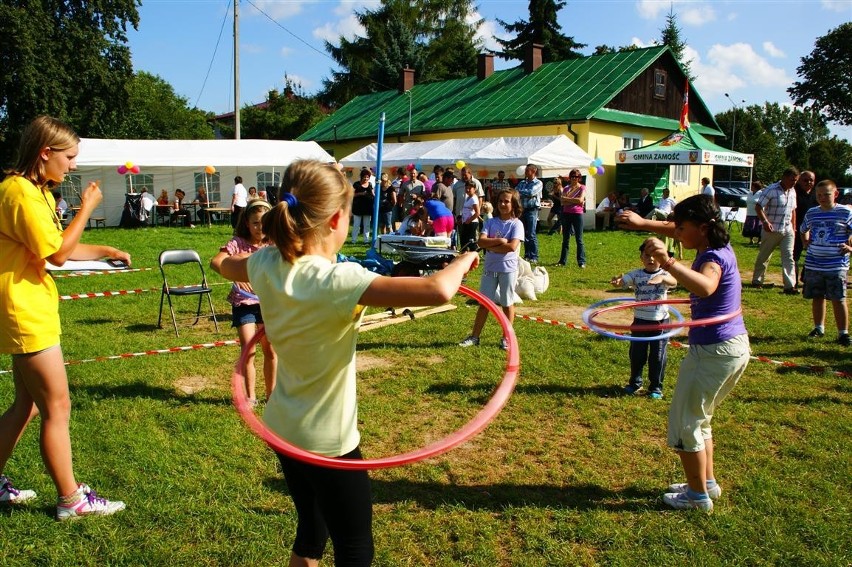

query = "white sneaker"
[663,491,714,512]
[499,337,509,350]
[667,481,722,500]
[0,475,36,504]
[56,484,126,521]
[458,335,480,347]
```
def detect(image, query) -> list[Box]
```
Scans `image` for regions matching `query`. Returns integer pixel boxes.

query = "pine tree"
[659,7,693,79]
[319,0,481,109]
[492,0,585,63]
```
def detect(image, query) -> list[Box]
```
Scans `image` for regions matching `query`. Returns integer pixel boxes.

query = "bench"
[91,217,106,228]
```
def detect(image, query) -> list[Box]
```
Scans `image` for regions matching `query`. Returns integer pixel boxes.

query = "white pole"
[234,0,241,140]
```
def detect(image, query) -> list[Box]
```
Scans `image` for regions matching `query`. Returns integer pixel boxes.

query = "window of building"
[623,135,643,150]
[672,164,690,185]
[256,171,280,199]
[654,69,667,99]
[56,174,82,204]
[125,173,154,194]
[194,172,220,202]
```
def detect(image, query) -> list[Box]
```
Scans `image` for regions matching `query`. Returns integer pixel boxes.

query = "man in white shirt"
[595,191,619,229]
[646,188,677,220]
[231,175,248,229]
[701,177,715,203]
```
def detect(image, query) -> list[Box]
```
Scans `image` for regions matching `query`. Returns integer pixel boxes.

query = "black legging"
[276,447,374,566]
[231,205,245,229]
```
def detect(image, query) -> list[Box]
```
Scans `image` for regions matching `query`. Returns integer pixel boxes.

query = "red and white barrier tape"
[61,288,148,300]
[51,267,154,278]
[0,339,240,375]
[515,313,851,379]
[58,282,228,301]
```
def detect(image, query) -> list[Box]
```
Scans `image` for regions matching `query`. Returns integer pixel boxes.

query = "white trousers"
[752,230,796,289]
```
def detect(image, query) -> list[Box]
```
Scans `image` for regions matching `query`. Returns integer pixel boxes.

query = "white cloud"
[680,5,716,26]
[334,0,380,17]
[631,37,655,48]
[280,46,294,58]
[248,0,311,20]
[636,0,668,19]
[821,0,852,12]
[762,42,785,58]
[284,74,312,90]
[313,14,364,44]
[470,11,502,52]
[690,42,790,99]
[636,0,723,25]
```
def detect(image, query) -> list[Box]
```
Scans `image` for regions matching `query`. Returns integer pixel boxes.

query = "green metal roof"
[593,108,723,136]
[299,46,722,142]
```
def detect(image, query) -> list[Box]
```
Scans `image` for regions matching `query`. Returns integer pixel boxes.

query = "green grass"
[0,224,850,566]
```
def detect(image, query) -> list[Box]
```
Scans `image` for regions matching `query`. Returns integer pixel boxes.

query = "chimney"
[399,67,414,93]
[524,43,543,74]
[477,53,494,80]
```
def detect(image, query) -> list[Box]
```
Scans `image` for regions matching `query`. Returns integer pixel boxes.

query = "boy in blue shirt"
[799,180,852,345]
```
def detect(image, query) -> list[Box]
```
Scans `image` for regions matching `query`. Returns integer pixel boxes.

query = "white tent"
[72,139,335,226]
[339,135,595,178]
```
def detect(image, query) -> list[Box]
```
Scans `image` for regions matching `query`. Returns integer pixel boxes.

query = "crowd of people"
[2,115,848,565]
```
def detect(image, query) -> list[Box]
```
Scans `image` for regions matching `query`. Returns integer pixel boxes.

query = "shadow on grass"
[425,381,622,399]
[257,477,660,513]
[74,381,232,406]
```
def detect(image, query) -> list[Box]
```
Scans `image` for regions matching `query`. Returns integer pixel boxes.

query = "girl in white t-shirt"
[458,188,524,350]
[212,160,479,566]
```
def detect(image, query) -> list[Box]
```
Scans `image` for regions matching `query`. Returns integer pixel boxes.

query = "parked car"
[714,182,749,207]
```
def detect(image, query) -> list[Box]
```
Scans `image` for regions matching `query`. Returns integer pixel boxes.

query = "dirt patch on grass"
[357,353,445,372]
[174,375,217,395]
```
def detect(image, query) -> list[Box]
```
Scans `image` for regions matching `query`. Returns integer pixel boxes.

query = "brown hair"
[235,199,272,240]
[9,115,79,187]
[496,188,522,218]
[264,160,352,263]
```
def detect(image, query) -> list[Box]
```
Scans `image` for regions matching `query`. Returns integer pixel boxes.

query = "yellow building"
[298,45,725,206]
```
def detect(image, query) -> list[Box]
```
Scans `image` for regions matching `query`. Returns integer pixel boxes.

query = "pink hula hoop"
[588,298,742,331]
[232,285,520,470]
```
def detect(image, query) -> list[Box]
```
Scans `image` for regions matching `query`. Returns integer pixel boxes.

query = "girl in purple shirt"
[617,194,750,513]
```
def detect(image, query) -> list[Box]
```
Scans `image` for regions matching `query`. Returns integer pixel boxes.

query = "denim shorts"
[232,303,263,328]
[802,268,847,301]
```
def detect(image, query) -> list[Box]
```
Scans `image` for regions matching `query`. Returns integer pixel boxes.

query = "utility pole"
[724,93,745,188]
[234,0,241,140]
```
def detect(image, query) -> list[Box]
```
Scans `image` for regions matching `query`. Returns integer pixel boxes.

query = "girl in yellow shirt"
[0,116,130,520]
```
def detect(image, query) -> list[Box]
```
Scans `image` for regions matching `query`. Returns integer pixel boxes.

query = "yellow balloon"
[455,160,465,170]
[125,161,134,169]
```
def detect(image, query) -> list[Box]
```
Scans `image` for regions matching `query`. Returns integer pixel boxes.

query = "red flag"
[679,80,690,131]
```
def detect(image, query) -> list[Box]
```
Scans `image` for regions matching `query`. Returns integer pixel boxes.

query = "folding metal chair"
[723,207,741,233]
[157,249,219,336]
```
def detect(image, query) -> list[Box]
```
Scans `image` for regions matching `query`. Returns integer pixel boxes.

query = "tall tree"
[319,0,481,109]
[714,107,788,183]
[658,7,693,79]
[0,0,140,165]
[114,72,214,140]
[492,0,585,62]
[808,137,852,184]
[239,79,328,140]
[789,22,852,126]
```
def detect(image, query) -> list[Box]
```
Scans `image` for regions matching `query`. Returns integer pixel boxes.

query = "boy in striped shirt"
[800,180,852,345]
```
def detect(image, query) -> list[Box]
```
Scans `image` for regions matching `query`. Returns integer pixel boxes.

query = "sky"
[128,0,852,142]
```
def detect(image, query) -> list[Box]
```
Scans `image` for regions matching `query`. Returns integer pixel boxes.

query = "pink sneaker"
[56,484,125,521]
[0,475,36,504]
